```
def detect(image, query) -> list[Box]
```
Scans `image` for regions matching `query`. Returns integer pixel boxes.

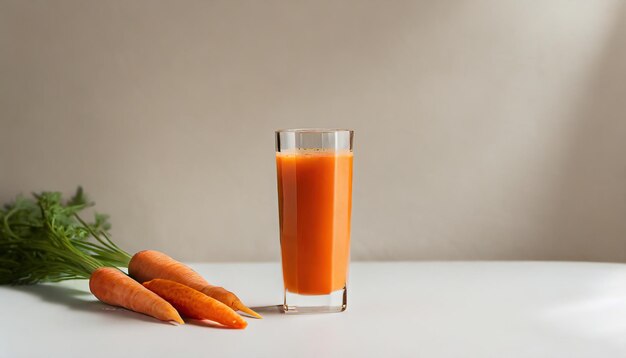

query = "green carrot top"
[0,187,131,284]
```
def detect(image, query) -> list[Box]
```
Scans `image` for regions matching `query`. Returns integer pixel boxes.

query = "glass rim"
[275,128,353,134]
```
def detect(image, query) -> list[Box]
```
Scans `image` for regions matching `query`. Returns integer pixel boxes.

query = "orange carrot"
[143,279,248,329]
[89,267,184,324]
[128,250,262,319]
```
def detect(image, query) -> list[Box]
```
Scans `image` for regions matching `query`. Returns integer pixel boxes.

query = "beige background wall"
[1,1,625,262]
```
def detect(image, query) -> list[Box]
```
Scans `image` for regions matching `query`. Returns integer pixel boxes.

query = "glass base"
[283,287,347,314]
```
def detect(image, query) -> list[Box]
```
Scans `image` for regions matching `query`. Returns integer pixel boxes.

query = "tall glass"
[275,129,354,313]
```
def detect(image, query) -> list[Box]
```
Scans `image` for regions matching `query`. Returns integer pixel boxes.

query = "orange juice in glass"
[275,129,354,313]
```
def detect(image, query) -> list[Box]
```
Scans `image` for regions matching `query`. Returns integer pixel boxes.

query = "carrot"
[90,267,184,324]
[143,279,248,329]
[128,250,262,319]
[1,189,246,326]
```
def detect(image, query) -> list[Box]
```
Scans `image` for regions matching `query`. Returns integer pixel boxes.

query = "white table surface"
[1,262,626,358]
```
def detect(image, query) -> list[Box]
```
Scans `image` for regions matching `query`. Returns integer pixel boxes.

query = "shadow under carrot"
[6,284,176,325]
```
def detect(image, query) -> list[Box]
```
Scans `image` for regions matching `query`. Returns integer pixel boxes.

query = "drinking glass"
[275,128,354,313]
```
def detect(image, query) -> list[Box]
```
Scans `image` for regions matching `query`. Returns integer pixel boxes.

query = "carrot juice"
[276,151,353,295]
[275,128,354,313]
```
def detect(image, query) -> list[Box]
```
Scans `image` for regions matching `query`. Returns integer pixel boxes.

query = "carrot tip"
[171,315,185,325]
[237,304,263,319]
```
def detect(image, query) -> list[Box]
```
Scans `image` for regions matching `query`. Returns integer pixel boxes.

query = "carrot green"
[0,187,131,284]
